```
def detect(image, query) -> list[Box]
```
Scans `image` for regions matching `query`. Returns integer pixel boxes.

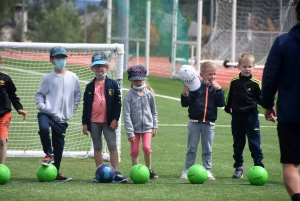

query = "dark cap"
[91,52,107,67]
[127,65,147,81]
[50,46,67,57]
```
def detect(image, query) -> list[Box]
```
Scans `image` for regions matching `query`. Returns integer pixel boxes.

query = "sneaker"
[207,170,216,180]
[114,171,128,183]
[40,154,54,166]
[55,173,72,181]
[149,169,158,179]
[180,170,188,179]
[232,167,244,178]
[91,177,99,183]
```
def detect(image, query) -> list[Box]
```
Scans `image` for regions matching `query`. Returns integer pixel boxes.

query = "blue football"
[95,164,115,183]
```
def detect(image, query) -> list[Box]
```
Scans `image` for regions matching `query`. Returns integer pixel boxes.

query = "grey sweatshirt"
[35,70,81,123]
[123,88,158,138]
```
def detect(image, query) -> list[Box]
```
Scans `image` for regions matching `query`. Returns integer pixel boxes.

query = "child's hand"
[82,124,89,136]
[128,137,135,142]
[211,81,221,90]
[182,85,189,96]
[109,119,118,130]
[18,109,28,120]
[152,128,158,137]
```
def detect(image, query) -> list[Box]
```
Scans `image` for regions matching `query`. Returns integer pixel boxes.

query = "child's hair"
[237,52,255,65]
[200,61,217,73]
[130,78,155,94]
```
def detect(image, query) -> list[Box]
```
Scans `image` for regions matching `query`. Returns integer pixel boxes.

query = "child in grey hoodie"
[123,65,158,179]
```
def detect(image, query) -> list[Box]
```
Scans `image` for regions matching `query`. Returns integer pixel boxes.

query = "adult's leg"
[283,164,300,197]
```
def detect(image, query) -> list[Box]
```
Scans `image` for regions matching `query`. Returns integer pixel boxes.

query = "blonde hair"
[237,52,255,65]
[200,61,217,73]
[130,78,155,94]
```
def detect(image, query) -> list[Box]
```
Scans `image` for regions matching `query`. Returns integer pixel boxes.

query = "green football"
[37,164,57,182]
[187,164,208,184]
[247,166,268,185]
[130,164,150,184]
[0,164,11,185]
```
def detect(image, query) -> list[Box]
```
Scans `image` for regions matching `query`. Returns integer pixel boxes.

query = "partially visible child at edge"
[35,46,81,181]
[123,65,158,179]
[179,63,225,180]
[82,52,127,183]
[224,52,264,179]
[0,54,28,165]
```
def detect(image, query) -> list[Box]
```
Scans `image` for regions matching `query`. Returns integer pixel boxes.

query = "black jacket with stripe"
[224,73,261,115]
[181,82,225,124]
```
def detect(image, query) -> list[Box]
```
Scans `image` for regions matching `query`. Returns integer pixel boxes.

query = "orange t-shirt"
[91,82,107,123]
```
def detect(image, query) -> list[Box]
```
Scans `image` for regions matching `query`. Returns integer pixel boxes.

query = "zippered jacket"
[261,22,300,124]
[224,73,261,115]
[82,77,121,131]
[123,88,158,139]
[181,82,225,124]
[35,70,81,123]
[0,72,23,117]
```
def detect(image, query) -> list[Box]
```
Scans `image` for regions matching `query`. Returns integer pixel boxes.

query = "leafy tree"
[27,2,82,42]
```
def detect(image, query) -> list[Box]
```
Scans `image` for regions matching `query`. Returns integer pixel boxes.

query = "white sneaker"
[207,170,215,180]
[180,170,188,179]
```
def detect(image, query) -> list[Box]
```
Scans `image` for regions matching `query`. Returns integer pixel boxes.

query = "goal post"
[0,42,124,160]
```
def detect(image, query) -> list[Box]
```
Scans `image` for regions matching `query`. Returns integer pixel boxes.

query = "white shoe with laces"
[207,170,216,180]
[180,170,188,179]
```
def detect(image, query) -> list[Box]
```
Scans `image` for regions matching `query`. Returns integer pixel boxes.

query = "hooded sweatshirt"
[261,23,300,124]
[35,70,81,123]
[123,88,158,139]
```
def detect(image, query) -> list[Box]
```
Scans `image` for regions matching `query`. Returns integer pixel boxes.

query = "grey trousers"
[185,122,215,170]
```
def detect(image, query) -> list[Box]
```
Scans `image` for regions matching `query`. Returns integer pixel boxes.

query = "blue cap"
[50,46,67,57]
[127,65,147,81]
[91,52,107,67]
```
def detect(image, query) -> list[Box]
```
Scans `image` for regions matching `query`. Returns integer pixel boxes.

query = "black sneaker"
[40,154,54,166]
[149,169,158,179]
[55,173,72,181]
[232,167,244,178]
[114,171,128,183]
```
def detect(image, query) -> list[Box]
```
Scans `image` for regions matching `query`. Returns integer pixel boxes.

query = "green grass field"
[0,63,288,201]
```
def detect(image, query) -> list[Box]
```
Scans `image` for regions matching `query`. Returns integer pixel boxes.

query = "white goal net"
[202,0,298,65]
[0,42,124,160]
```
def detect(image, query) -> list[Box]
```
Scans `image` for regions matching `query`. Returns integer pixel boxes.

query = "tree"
[27,2,82,42]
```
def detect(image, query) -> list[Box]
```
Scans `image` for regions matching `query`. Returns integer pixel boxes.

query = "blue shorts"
[90,122,117,151]
[277,122,300,164]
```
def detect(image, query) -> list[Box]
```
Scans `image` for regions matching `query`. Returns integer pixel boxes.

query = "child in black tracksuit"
[224,52,264,179]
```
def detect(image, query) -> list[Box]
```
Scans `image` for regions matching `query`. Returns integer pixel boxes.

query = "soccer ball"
[37,164,57,182]
[247,166,268,185]
[130,164,150,184]
[187,164,208,184]
[0,164,11,185]
[95,164,115,183]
